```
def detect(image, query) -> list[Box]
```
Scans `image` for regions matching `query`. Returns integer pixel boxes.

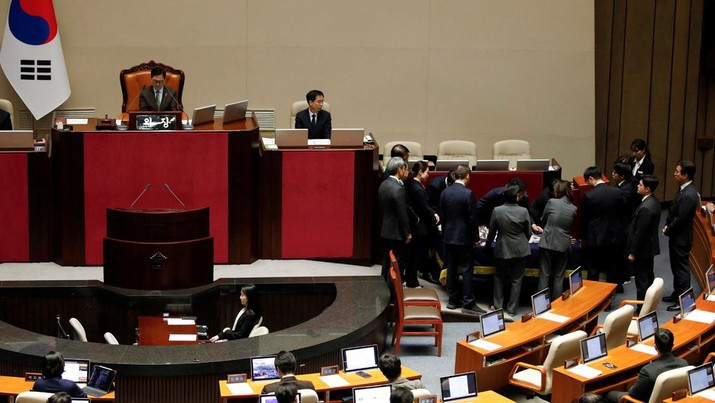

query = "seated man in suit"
[378,353,426,391]
[295,89,331,139]
[605,329,687,403]
[261,351,315,393]
[139,66,179,111]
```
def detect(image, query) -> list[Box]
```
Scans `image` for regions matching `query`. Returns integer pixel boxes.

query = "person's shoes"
[662,296,676,303]
[622,278,632,286]
[667,304,681,312]
[447,302,462,310]
[462,306,486,315]
[421,274,440,285]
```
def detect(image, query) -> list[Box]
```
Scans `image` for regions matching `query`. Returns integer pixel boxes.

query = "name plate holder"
[128,111,183,130]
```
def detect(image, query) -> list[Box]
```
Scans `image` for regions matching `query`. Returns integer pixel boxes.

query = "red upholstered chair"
[119,60,185,117]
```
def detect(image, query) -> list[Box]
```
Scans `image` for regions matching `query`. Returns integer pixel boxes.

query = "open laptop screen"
[688,363,715,395]
[580,333,607,364]
[259,392,302,403]
[63,358,90,386]
[679,288,696,317]
[85,364,116,395]
[706,265,715,296]
[569,267,583,295]
[475,160,509,171]
[480,309,505,338]
[352,384,391,403]
[637,311,658,342]
[440,371,477,402]
[341,344,379,372]
[251,355,279,381]
[531,288,551,316]
[435,160,469,171]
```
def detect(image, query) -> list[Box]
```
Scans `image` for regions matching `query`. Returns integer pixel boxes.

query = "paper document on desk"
[66,118,88,125]
[567,364,602,379]
[696,389,715,401]
[319,374,350,387]
[629,343,657,356]
[227,382,255,395]
[168,334,197,341]
[167,318,195,325]
[537,312,569,323]
[469,339,502,351]
[684,309,715,324]
[707,294,715,302]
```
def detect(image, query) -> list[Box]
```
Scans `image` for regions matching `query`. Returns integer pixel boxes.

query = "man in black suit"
[139,67,179,111]
[426,170,456,213]
[579,166,625,287]
[379,157,412,279]
[627,175,661,302]
[662,160,700,311]
[261,351,315,394]
[613,161,639,284]
[440,164,484,315]
[476,178,530,227]
[295,89,332,139]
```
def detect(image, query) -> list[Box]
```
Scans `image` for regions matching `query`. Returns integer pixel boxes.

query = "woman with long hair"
[210,284,261,342]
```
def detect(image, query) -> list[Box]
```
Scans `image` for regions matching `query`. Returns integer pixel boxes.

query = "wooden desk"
[551,298,715,403]
[0,375,115,401]
[664,391,715,403]
[448,390,515,403]
[137,316,199,346]
[454,280,615,391]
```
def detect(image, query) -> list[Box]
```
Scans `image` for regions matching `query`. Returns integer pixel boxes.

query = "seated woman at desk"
[32,351,87,398]
[210,284,261,342]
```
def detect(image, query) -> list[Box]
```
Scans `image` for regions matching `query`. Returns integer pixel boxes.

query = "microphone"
[129,183,151,210]
[163,183,186,209]
[56,315,69,339]
[162,87,188,127]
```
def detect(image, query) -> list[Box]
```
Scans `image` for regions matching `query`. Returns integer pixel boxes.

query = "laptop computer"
[223,100,249,123]
[353,384,391,403]
[259,392,302,403]
[516,159,551,171]
[679,288,697,318]
[82,364,116,397]
[331,128,365,147]
[191,104,216,126]
[341,344,379,372]
[531,288,552,316]
[475,160,510,171]
[580,333,608,364]
[250,355,279,381]
[440,371,478,402]
[688,363,715,396]
[63,358,90,388]
[706,264,715,297]
[435,160,469,171]
[479,309,506,338]
[275,129,308,148]
[569,267,583,296]
[637,311,659,342]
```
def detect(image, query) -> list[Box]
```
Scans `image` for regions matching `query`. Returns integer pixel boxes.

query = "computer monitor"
[63,358,90,387]
[688,363,715,395]
[341,344,379,372]
[275,129,308,148]
[706,264,715,296]
[679,288,696,318]
[331,128,365,147]
[258,392,302,403]
[223,100,249,123]
[250,355,279,381]
[580,333,608,364]
[352,384,391,403]
[475,160,510,171]
[479,309,506,338]
[191,104,216,126]
[435,160,469,171]
[439,371,478,402]
[531,288,551,316]
[516,159,551,171]
[637,311,659,342]
[569,267,583,295]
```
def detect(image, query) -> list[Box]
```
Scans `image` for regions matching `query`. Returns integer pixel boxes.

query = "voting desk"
[0,375,115,401]
[454,280,616,392]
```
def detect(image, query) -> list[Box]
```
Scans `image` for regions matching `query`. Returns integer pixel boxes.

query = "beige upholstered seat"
[15,391,54,403]
[619,278,664,337]
[298,389,319,403]
[383,141,424,161]
[69,317,88,342]
[620,365,694,403]
[493,140,531,169]
[437,140,478,167]
[249,326,269,337]
[104,331,119,345]
[290,100,330,128]
[0,98,14,128]
[508,330,586,395]
[390,251,440,309]
[410,389,433,400]
[592,304,634,350]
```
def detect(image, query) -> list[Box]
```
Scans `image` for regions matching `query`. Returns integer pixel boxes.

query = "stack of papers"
[537,312,569,323]
[227,382,254,395]
[567,364,602,379]
[629,343,657,356]
[469,339,502,351]
[684,310,715,324]
[319,374,349,387]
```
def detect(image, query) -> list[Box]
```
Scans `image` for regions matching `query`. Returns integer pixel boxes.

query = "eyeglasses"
[152,79,165,85]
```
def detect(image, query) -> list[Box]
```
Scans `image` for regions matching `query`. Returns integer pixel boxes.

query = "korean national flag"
[0,0,70,120]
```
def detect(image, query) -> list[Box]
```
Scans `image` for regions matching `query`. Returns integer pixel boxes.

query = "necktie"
[155,90,162,111]
[311,114,316,125]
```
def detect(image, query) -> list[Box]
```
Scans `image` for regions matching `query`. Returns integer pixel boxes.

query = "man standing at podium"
[139,67,178,111]
[295,89,332,139]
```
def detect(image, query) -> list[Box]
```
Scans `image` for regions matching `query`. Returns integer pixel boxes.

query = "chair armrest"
[618,299,644,308]
[590,324,604,336]
[704,352,715,365]
[508,362,546,393]
[619,395,643,403]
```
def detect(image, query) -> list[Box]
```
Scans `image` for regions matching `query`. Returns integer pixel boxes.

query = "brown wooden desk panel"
[664,392,715,403]
[454,280,615,391]
[137,316,199,346]
[0,375,115,401]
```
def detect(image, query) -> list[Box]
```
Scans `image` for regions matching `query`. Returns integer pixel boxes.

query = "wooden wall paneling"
[595,0,615,169]
[703,77,715,195]
[683,0,704,170]
[603,0,629,171]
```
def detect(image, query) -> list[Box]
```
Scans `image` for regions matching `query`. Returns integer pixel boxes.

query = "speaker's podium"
[103,207,214,290]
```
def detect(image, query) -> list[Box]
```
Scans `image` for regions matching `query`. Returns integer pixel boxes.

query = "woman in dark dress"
[210,284,261,342]
[630,138,654,181]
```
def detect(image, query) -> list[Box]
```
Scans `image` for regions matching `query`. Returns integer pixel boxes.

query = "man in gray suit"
[627,175,661,302]
[379,157,412,279]
[606,329,687,403]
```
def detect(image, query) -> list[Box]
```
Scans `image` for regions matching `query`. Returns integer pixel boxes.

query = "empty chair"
[15,392,54,403]
[619,278,663,337]
[0,98,14,129]
[437,140,478,168]
[290,100,330,128]
[249,326,269,338]
[508,330,586,395]
[619,365,694,403]
[389,266,443,356]
[383,141,424,162]
[591,304,635,350]
[104,331,119,345]
[69,317,88,342]
[390,251,441,309]
[298,389,319,403]
[493,140,531,169]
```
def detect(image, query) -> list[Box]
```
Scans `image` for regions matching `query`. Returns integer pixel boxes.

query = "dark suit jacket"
[627,353,688,402]
[440,183,477,246]
[426,175,449,213]
[217,309,259,341]
[139,86,179,111]
[579,183,624,246]
[295,109,332,139]
[379,177,410,241]
[261,375,316,394]
[627,195,661,259]
[405,178,437,236]
[630,156,654,181]
[0,110,11,130]
[664,183,700,247]
[616,177,640,219]
[539,197,577,253]
[476,186,529,226]
[33,377,87,398]
[486,203,532,259]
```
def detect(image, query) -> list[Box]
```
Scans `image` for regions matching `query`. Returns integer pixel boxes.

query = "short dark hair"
[583,166,602,182]
[150,66,166,78]
[275,383,298,403]
[579,392,605,403]
[613,162,632,178]
[654,328,675,354]
[630,138,650,157]
[553,179,572,200]
[378,353,402,380]
[390,144,410,160]
[47,392,72,403]
[503,185,521,203]
[241,284,261,317]
[390,388,414,403]
[640,175,659,193]
[306,90,324,103]
[411,160,428,175]
[42,351,64,378]
[446,170,457,185]
[507,177,527,191]
[274,351,297,375]
[677,160,696,180]
[453,164,470,180]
